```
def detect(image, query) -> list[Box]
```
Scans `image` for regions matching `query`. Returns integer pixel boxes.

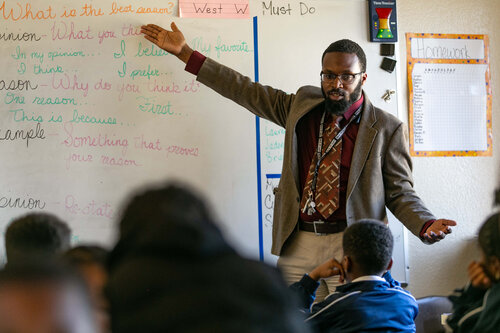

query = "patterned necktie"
[300,114,342,219]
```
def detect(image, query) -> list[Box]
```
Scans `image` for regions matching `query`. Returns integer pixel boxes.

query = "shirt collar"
[343,93,364,121]
[351,275,385,283]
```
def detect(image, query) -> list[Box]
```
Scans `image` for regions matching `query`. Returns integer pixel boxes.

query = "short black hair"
[343,219,393,275]
[116,182,217,248]
[478,212,500,260]
[322,39,367,72]
[5,212,71,263]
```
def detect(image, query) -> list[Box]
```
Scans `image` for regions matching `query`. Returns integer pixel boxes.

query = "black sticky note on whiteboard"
[381,57,396,73]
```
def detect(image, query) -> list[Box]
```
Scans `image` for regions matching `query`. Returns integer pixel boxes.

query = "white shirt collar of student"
[352,275,386,283]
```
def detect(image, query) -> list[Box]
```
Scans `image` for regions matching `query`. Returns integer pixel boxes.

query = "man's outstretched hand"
[423,219,457,244]
[141,22,193,63]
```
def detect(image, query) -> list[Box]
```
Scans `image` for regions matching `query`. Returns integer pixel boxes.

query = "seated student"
[0,262,97,333]
[5,212,71,264]
[106,183,309,333]
[445,211,500,333]
[290,219,418,332]
[62,245,110,333]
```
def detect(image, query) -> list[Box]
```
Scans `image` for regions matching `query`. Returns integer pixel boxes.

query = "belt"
[298,220,347,235]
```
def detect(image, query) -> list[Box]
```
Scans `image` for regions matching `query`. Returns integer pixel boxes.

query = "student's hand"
[468,261,492,289]
[423,219,457,244]
[141,22,193,63]
[309,258,344,283]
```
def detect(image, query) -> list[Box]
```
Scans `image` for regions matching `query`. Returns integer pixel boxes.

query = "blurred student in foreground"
[0,262,97,333]
[106,183,309,333]
[290,219,418,332]
[5,212,71,264]
[63,245,110,333]
[446,210,500,333]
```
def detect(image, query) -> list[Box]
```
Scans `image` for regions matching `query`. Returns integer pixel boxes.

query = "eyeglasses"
[320,72,364,84]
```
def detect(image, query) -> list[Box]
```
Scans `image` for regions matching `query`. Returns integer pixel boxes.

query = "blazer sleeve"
[196,57,294,128]
[382,123,436,236]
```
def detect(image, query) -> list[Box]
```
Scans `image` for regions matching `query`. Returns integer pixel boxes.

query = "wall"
[398,0,500,297]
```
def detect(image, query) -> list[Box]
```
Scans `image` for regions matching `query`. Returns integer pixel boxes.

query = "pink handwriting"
[121,24,141,37]
[97,29,117,44]
[117,82,141,101]
[101,155,140,167]
[165,144,199,158]
[62,122,129,155]
[51,21,94,41]
[65,194,113,219]
[148,79,181,94]
[134,134,162,151]
[51,73,89,97]
[65,152,93,170]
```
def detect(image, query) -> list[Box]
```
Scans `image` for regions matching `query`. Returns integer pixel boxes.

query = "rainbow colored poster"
[406,33,491,157]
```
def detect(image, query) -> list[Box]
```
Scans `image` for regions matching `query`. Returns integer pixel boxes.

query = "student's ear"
[343,255,352,273]
[386,258,393,272]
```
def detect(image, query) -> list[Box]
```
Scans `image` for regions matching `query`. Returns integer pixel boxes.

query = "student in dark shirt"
[290,219,418,332]
[106,183,310,333]
[446,211,500,333]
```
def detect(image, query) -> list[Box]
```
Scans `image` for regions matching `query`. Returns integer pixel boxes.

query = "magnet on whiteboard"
[381,57,397,73]
[382,89,395,102]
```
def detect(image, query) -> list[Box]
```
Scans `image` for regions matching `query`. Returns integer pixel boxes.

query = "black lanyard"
[309,106,363,195]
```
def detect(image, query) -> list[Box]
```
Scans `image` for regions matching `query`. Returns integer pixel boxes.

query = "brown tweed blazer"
[197,58,435,256]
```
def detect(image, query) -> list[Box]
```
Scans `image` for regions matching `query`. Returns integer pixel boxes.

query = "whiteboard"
[0,0,408,283]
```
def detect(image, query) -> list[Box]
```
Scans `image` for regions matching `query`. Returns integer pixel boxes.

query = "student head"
[0,262,97,333]
[62,245,110,333]
[342,219,394,281]
[477,212,500,282]
[107,182,308,333]
[321,39,367,115]
[5,212,71,263]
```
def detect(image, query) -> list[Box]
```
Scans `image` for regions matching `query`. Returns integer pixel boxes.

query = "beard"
[323,79,363,115]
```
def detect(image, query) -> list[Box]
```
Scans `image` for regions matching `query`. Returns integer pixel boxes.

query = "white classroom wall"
[398,0,500,297]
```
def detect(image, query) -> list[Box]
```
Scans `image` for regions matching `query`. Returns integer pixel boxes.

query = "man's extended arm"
[141,22,298,128]
[382,123,456,243]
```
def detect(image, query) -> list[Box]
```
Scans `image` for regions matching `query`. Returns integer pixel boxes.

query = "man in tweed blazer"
[141,22,457,298]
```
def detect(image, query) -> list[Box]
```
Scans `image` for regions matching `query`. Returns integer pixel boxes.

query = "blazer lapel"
[346,96,378,201]
[290,94,324,190]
